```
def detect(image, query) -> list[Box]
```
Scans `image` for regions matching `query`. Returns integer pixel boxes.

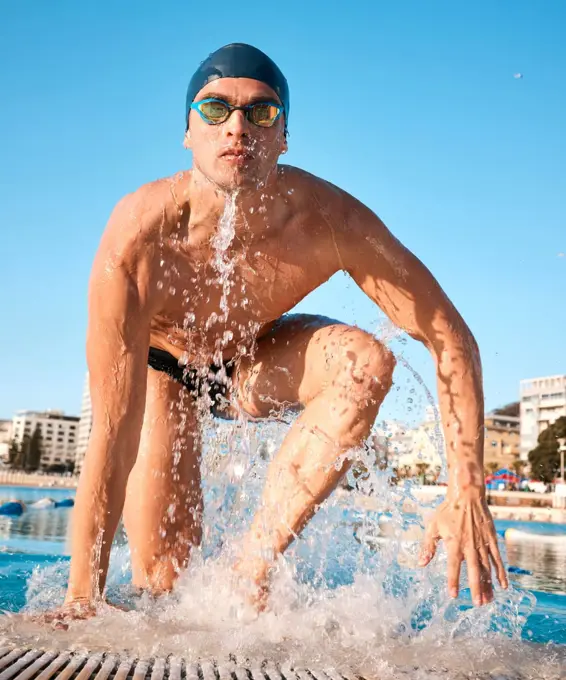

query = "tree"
[25,425,43,472]
[493,402,520,417]
[486,461,499,475]
[13,434,31,470]
[45,463,67,474]
[511,460,525,477]
[7,439,20,467]
[528,416,566,483]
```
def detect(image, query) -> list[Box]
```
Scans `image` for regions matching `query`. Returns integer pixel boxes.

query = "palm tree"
[415,462,430,482]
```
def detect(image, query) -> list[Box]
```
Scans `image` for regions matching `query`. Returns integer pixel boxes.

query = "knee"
[339,332,396,400]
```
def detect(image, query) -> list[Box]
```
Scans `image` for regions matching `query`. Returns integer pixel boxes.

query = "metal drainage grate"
[0,647,354,680]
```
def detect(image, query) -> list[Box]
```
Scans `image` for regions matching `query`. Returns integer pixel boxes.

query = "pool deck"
[0,646,354,680]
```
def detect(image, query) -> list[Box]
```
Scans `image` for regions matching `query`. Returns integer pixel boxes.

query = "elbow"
[431,318,482,378]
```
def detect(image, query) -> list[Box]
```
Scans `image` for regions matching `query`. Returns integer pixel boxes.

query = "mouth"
[219,148,254,165]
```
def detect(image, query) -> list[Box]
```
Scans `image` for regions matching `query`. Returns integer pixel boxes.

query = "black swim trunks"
[147,347,234,411]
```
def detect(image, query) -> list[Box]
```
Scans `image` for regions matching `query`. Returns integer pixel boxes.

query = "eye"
[199,100,230,122]
[250,103,280,127]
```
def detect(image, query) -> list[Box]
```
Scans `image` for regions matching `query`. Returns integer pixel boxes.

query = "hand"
[418,491,508,606]
[231,555,272,613]
[29,598,125,630]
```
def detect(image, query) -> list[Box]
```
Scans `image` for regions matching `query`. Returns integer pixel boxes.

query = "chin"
[214,166,271,193]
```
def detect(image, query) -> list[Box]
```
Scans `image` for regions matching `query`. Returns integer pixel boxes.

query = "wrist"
[447,460,485,497]
[446,483,486,503]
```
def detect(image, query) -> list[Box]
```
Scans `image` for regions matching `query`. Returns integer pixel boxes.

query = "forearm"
[435,330,485,498]
[66,423,140,601]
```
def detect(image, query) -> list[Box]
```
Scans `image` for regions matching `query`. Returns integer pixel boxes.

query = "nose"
[224,109,249,138]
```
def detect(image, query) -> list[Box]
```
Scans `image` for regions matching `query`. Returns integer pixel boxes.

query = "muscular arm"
[335,193,507,604]
[339,199,483,496]
[66,193,159,603]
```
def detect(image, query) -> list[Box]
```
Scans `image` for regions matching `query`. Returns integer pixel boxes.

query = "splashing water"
[2,420,561,678]
[211,191,238,319]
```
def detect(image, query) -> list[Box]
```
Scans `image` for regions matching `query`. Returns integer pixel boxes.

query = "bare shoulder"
[278,164,348,209]
[92,178,178,284]
[279,165,380,227]
[278,165,389,262]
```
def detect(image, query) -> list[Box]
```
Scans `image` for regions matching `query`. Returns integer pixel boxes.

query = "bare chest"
[150,213,337,358]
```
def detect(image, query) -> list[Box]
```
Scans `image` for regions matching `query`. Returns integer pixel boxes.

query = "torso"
[141,166,344,366]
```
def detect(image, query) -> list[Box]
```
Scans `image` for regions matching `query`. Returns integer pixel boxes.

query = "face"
[184,78,288,192]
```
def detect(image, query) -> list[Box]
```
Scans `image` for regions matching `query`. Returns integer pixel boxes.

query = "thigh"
[235,313,384,418]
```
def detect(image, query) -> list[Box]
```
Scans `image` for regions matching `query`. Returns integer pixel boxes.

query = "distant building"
[484,412,520,470]
[372,406,445,473]
[75,373,92,475]
[520,375,566,461]
[0,419,13,463]
[11,410,79,469]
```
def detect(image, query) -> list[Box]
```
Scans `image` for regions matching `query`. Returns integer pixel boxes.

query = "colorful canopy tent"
[485,468,525,490]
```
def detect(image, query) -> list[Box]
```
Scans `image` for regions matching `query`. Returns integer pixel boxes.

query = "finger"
[464,547,483,607]
[418,518,440,566]
[446,546,462,599]
[488,536,509,590]
[477,541,494,605]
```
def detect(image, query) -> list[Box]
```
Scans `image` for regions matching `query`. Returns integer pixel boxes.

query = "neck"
[188,165,282,230]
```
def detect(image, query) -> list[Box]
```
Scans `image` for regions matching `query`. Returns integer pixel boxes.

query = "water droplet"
[157,281,164,290]
[169,286,176,296]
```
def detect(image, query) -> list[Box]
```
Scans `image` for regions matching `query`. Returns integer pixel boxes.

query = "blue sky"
[0,0,564,422]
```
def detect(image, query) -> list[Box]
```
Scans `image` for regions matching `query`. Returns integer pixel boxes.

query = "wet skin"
[52,77,507,624]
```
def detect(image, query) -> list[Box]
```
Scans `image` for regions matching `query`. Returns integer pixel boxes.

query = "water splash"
[211,191,238,320]
[2,423,555,677]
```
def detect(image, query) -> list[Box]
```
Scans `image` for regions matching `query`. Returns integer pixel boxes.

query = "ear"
[183,129,191,150]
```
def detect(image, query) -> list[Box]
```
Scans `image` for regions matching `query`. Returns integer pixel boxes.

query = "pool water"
[1,482,566,678]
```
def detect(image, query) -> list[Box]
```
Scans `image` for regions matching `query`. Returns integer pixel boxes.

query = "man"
[59,43,507,620]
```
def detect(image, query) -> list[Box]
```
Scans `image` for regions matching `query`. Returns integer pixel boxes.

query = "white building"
[372,406,445,473]
[0,419,13,463]
[520,375,566,460]
[11,410,79,470]
[75,373,92,474]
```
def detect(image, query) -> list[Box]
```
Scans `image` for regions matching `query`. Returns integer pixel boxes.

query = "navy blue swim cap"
[185,43,289,131]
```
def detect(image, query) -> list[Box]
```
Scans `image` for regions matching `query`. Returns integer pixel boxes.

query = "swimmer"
[49,43,507,622]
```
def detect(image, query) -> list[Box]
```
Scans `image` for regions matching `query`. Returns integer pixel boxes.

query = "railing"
[0,470,78,489]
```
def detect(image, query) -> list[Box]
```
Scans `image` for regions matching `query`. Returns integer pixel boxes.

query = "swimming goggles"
[190,98,284,128]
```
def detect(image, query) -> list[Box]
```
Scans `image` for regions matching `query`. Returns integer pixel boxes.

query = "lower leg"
[237,344,395,591]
